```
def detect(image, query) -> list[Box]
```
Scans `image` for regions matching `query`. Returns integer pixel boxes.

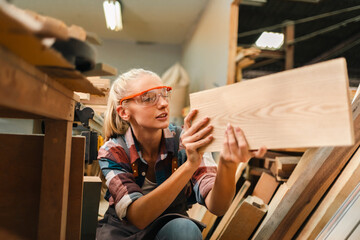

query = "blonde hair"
[103,68,160,140]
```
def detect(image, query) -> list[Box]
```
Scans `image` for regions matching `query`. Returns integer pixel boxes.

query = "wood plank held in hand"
[297,145,360,239]
[190,58,354,151]
[252,93,360,240]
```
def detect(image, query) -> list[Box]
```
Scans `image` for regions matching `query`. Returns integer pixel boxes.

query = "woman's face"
[124,74,170,131]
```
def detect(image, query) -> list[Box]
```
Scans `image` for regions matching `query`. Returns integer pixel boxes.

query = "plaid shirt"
[98,124,217,220]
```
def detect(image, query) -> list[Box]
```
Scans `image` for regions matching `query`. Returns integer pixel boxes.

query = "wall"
[181,0,233,93]
[95,39,182,79]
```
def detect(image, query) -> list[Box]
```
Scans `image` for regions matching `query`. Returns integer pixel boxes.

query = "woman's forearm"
[205,160,238,216]
[126,161,198,229]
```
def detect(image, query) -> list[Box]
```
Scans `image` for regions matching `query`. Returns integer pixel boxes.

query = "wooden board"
[219,195,267,240]
[190,58,354,151]
[252,172,280,204]
[210,181,251,240]
[297,146,360,239]
[252,93,360,240]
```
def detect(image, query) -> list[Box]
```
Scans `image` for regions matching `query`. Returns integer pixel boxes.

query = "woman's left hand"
[220,123,267,167]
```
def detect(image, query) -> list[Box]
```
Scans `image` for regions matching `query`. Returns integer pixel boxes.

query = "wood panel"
[190,58,353,151]
[297,146,360,239]
[66,136,85,240]
[38,120,73,239]
[0,134,43,239]
[252,93,360,240]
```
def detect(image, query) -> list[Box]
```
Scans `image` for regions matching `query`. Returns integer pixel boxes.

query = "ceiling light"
[103,0,123,31]
[255,31,284,50]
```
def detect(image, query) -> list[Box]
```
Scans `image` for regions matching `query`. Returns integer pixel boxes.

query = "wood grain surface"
[190,58,353,151]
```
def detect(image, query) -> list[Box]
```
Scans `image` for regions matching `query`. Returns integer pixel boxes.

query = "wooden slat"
[38,120,72,239]
[252,93,360,240]
[66,136,85,240]
[226,0,240,85]
[0,46,75,121]
[252,172,279,204]
[210,181,251,240]
[38,67,105,96]
[219,196,267,240]
[297,146,360,239]
[190,58,354,151]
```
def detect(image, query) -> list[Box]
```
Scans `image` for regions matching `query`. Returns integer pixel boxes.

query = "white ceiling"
[11,0,209,44]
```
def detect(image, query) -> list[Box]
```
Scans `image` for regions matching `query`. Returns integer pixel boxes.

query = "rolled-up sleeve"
[98,146,143,220]
[191,152,217,205]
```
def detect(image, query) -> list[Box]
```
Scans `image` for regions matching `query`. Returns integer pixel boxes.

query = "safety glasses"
[120,86,172,106]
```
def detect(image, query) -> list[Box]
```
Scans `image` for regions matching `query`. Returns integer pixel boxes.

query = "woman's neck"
[131,126,162,161]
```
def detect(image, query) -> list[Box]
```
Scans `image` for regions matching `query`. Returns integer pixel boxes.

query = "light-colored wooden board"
[252,93,360,240]
[210,181,251,240]
[190,58,354,151]
[226,0,240,85]
[253,172,280,204]
[297,146,360,239]
[219,195,268,240]
[201,210,218,239]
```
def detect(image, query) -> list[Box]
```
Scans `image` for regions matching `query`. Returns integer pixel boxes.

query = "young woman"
[96,69,266,240]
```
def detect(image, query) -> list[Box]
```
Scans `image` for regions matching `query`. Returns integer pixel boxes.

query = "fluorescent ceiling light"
[255,31,284,50]
[103,0,123,31]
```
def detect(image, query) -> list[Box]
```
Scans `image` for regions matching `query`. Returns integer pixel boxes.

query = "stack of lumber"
[190,58,357,239]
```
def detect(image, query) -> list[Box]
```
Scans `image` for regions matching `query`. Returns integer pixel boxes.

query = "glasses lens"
[139,90,158,105]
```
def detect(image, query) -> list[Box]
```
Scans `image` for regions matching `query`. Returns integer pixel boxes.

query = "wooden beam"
[190,58,354,151]
[0,46,76,121]
[38,120,73,239]
[83,63,118,77]
[284,21,294,70]
[226,0,241,85]
[252,93,360,239]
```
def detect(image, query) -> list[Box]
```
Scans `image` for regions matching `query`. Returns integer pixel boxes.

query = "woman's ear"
[116,105,130,121]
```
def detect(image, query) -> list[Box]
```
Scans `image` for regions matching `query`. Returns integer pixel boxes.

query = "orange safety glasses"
[120,86,172,106]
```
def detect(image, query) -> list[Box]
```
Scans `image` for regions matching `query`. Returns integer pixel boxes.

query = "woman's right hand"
[180,109,213,169]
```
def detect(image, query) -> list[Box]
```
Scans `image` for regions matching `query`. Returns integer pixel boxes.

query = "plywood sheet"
[190,58,353,151]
